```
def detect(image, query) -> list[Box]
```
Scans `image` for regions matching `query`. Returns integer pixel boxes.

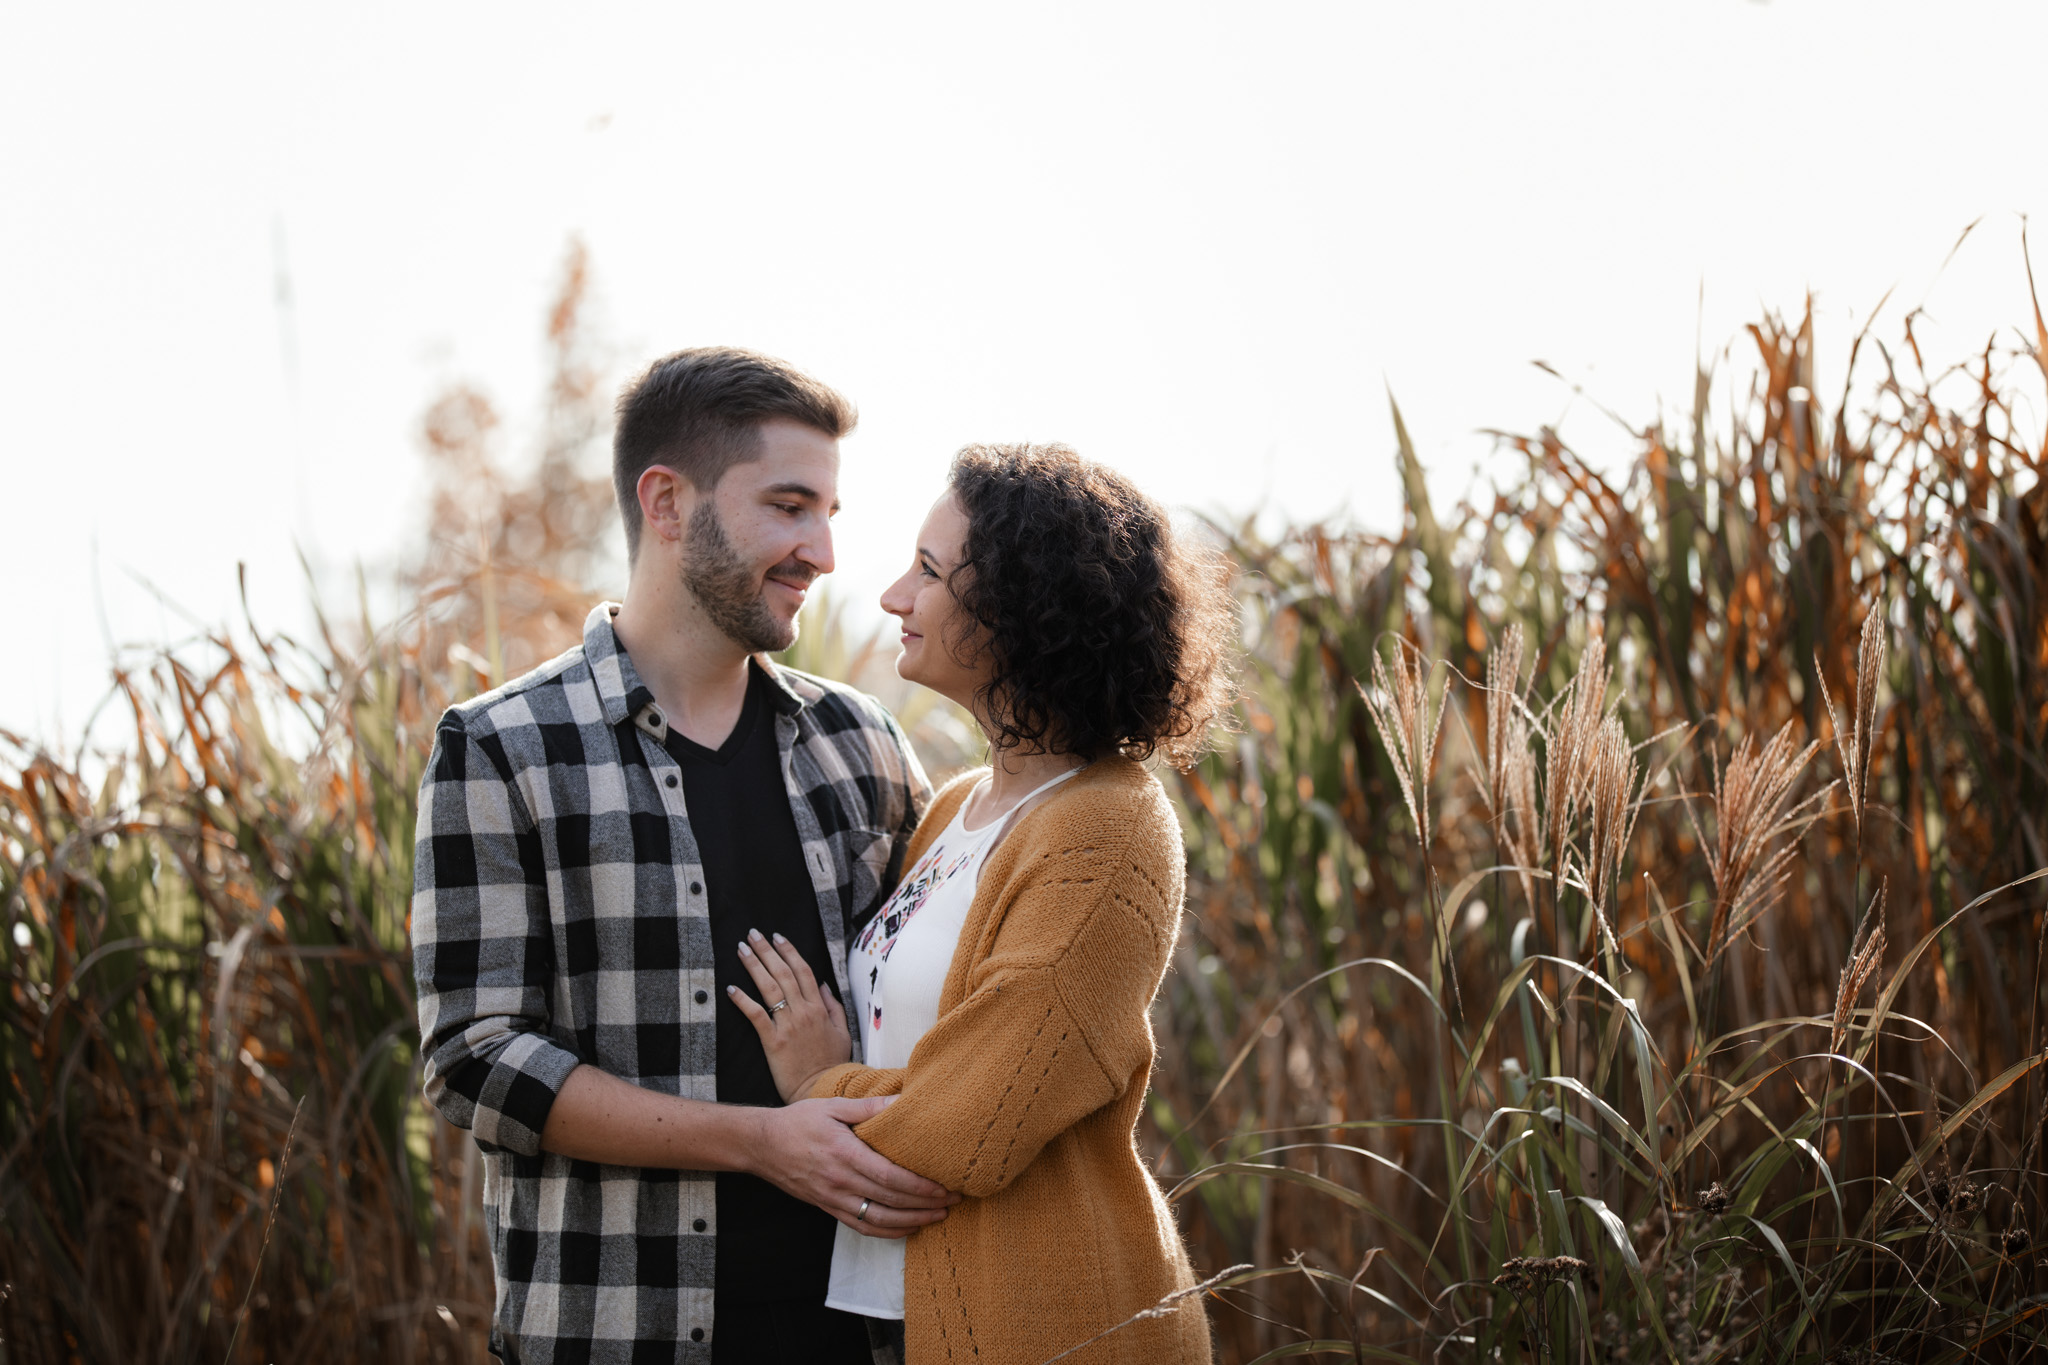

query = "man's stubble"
[681,500,807,654]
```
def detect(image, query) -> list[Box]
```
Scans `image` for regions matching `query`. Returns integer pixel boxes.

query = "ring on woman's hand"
[768,998,791,1015]
[857,1199,870,1222]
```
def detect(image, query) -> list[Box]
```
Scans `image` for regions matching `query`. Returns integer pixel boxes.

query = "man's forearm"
[539,1063,765,1172]
[535,1062,958,1238]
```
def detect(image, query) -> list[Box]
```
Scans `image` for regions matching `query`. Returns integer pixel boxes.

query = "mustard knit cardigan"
[807,758,1213,1365]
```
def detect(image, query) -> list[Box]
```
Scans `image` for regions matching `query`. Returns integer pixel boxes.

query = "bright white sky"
[5,2,2046,745]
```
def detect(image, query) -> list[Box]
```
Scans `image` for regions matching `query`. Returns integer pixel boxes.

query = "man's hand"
[749,1096,959,1239]
[538,1065,954,1238]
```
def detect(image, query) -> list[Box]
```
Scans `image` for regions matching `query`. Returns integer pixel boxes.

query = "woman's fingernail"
[738,942,753,957]
[725,984,737,995]
[748,928,764,942]
[772,933,788,946]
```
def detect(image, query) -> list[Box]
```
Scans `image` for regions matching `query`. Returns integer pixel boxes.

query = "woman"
[726,443,1234,1364]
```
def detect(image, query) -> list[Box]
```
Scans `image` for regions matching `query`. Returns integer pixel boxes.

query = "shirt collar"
[752,655,806,718]
[584,602,806,738]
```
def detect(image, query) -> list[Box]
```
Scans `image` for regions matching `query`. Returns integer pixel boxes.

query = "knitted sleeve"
[808,784,1183,1198]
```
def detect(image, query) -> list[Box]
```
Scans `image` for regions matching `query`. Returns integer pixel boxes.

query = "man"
[412,348,946,1364]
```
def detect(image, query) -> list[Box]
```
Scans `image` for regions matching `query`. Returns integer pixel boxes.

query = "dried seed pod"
[1696,1182,1732,1215]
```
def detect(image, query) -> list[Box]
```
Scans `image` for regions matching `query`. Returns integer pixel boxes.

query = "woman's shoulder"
[1021,756,1182,858]
[995,758,1185,949]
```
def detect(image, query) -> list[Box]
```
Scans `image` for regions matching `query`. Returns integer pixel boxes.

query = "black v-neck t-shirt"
[665,664,863,1351]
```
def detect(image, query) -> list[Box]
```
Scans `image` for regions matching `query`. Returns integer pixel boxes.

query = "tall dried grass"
[0,241,623,1364]
[5,238,2046,1363]
[1149,260,2048,1360]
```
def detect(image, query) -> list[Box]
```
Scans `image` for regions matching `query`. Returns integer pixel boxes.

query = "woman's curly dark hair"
[945,443,1236,768]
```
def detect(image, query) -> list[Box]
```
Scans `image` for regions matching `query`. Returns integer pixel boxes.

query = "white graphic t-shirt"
[824,767,1080,1319]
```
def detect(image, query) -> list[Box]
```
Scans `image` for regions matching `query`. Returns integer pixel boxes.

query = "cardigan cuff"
[807,1062,865,1099]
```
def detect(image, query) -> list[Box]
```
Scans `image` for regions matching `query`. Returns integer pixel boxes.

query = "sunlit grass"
[5,244,2046,1362]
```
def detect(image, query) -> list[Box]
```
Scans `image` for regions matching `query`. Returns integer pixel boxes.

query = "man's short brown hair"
[612,347,856,562]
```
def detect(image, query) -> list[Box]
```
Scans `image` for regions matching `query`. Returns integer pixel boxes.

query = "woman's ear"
[636,465,696,549]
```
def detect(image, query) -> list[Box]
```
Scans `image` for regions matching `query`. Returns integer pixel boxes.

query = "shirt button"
[694,990,708,1004]
[693,1217,707,1232]
[690,1328,705,1342]
[690,881,703,895]
[665,774,678,789]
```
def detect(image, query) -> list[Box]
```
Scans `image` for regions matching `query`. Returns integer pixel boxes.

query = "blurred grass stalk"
[5,239,2047,1362]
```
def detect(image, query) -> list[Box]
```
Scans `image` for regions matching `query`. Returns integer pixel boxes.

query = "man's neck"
[610,581,756,750]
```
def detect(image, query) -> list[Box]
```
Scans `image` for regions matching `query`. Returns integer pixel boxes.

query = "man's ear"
[636,465,697,549]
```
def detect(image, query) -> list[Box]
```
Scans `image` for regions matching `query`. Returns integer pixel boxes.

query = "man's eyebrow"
[763,481,841,513]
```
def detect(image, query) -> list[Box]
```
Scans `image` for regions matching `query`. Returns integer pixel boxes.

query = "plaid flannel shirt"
[412,603,931,1364]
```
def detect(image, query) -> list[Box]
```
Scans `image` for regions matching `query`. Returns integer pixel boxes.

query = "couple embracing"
[411,348,1231,1364]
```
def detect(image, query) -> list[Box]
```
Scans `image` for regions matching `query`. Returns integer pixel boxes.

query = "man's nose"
[799,519,836,577]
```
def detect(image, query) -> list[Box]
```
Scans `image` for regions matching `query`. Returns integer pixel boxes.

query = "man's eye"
[773,503,801,515]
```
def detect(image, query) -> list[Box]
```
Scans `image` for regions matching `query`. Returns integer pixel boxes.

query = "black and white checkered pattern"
[412,603,930,1364]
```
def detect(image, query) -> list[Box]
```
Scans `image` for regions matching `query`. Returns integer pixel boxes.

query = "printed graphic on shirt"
[852,839,974,1040]
[854,843,972,962]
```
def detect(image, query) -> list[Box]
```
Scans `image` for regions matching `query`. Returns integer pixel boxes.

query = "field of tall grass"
[4,241,2044,1363]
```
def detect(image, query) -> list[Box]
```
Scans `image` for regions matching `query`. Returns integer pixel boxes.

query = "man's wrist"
[729,1103,773,1178]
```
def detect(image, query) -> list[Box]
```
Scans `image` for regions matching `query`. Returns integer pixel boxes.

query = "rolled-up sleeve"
[411,714,582,1155]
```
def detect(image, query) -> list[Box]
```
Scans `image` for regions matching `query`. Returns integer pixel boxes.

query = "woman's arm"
[734,780,1183,1197]
[822,829,1177,1198]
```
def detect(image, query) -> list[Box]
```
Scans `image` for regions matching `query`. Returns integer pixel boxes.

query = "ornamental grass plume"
[1693,720,1826,966]
[1580,714,1640,956]
[1482,621,1528,824]
[1482,623,1542,911]
[1829,881,1888,1057]
[1544,629,1614,872]
[1360,640,1444,854]
[1815,606,1888,841]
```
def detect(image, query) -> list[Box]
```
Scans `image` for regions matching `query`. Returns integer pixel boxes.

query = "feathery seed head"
[1544,628,1613,871]
[1830,881,1887,1056]
[1359,641,1445,852]
[1815,604,1889,839]
[1582,715,1640,954]
[1483,624,1542,910]
[1484,622,1527,821]
[1694,720,1824,964]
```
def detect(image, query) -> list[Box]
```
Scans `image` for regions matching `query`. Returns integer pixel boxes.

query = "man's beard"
[680,501,808,654]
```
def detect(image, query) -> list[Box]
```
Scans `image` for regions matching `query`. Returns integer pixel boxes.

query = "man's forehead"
[729,427,841,502]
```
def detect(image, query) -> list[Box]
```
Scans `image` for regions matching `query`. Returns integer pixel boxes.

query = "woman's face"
[880,492,989,710]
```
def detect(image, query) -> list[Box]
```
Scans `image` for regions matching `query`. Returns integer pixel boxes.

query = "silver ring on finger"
[857,1198,870,1222]
[768,998,791,1015]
